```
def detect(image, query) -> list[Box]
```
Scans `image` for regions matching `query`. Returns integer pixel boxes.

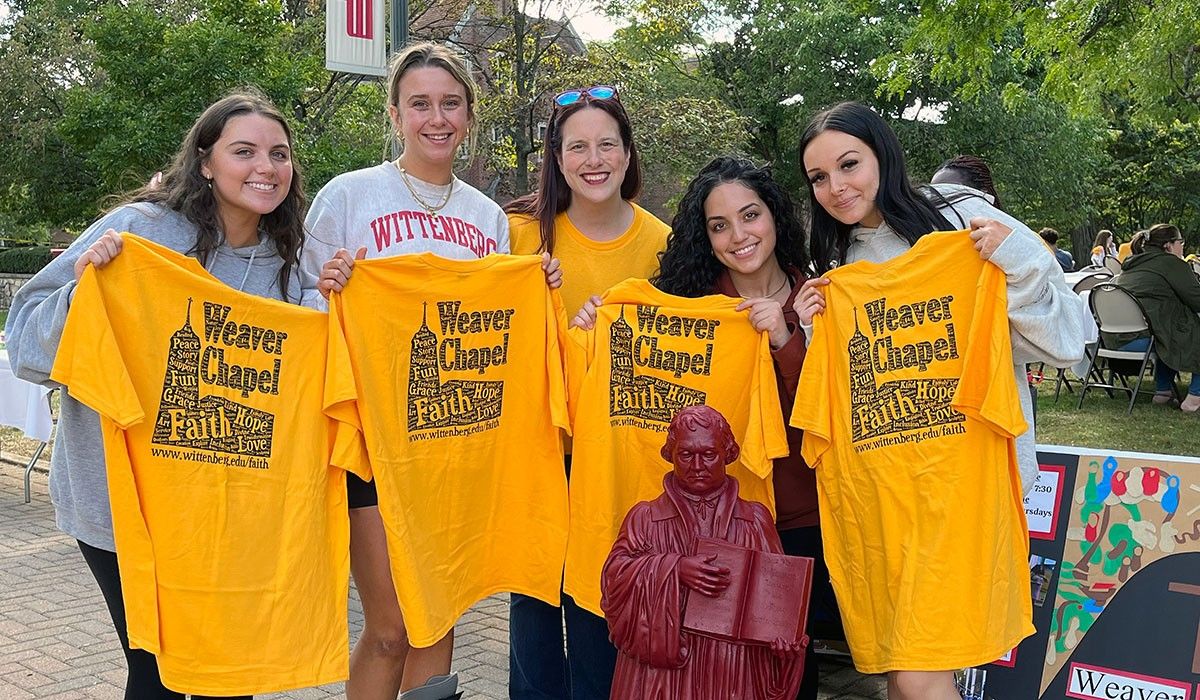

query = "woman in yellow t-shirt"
[502,85,668,700]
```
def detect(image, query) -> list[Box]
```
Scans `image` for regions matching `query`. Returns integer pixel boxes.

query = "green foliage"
[883,0,1200,122]
[0,0,385,229]
[1094,117,1200,242]
[0,246,53,274]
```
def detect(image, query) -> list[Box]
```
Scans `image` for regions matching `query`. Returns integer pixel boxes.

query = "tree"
[0,0,388,231]
[1094,117,1200,245]
[694,0,1106,231]
[881,0,1200,122]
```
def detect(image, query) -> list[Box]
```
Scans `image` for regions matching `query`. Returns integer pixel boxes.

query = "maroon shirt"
[713,268,817,530]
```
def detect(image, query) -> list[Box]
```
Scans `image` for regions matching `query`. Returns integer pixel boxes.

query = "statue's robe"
[601,474,805,700]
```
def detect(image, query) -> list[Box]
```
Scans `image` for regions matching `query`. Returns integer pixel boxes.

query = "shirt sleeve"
[740,328,788,479]
[323,291,371,481]
[792,313,832,469]
[952,264,1028,439]
[49,264,143,429]
[5,209,140,388]
[562,320,594,432]
[960,199,1085,368]
[299,183,346,312]
[546,287,571,435]
[494,207,512,255]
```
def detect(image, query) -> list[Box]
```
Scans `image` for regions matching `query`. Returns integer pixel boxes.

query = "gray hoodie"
[4,203,301,551]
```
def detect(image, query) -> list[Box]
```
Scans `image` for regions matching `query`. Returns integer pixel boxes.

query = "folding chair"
[1103,256,1123,275]
[23,389,55,504]
[1076,283,1178,414]
[1071,271,1113,294]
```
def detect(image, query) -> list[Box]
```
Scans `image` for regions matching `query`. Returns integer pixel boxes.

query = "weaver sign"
[326,0,386,76]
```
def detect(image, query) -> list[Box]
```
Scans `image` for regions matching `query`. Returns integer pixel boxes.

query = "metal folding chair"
[1071,271,1113,294]
[1103,255,1123,275]
[1076,284,1178,414]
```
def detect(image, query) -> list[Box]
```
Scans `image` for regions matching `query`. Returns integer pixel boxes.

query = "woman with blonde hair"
[301,42,532,700]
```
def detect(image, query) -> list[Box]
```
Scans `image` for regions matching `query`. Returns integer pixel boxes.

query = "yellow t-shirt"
[1117,241,1133,262]
[791,231,1033,673]
[508,203,669,317]
[52,234,364,695]
[562,278,787,615]
[326,252,571,647]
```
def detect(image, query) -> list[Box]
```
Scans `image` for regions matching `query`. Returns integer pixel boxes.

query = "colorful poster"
[967,449,1200,700]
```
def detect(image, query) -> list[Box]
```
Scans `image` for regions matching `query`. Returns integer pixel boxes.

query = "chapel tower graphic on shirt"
[151,299,276,457]
[608,307,705,423]
[406,302,504,432]
[848,308,964,442]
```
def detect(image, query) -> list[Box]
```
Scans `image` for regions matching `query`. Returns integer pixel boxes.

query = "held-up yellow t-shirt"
[508,203,669,317]
[326,253,570,647]
[52,235,366,695]
[563,278,787,616]
[791,231,1033,673]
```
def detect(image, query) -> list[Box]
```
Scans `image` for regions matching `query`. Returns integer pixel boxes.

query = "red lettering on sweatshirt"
[367,210,496,256]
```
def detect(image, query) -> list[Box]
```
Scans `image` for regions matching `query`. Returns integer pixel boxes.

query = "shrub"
[0,246,53,274]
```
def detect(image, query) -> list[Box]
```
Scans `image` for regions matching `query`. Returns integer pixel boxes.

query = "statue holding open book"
[600,405,811,699]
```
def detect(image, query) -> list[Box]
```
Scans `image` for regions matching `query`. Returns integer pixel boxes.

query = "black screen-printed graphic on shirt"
[608,306,708,425]
[848,297,966,444]
[151,299,278,458]
[406,301,512,436]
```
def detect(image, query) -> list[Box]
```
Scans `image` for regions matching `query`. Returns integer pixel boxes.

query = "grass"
[1032,374,1200,456]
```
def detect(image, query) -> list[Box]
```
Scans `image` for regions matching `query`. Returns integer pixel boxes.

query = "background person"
[1111,223,1200,412]
[5,88,303,700]
[503,83,668,700]
[1091,229,1118,266]
[930,154,1004,212]
[1040,227,1075,272]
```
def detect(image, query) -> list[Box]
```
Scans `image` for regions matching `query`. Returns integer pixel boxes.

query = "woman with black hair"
[793,102,1082,699]
[576,156,838,699]
[655,156,836,699]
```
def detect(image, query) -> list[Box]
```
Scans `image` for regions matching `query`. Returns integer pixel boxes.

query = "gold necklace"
[735,272,790,299]
[395,160,455,220]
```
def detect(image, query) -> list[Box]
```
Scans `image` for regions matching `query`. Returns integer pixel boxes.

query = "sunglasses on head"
[553,85,618,107]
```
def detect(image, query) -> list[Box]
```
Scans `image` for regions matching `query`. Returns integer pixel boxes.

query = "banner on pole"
[326,0,386,77]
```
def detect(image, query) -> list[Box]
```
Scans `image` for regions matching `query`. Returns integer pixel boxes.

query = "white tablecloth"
[1072,290,1099,379]
[0,349,53,442]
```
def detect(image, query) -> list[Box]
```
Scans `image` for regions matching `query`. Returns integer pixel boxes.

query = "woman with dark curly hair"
[575,156,836,699]
[656,157,833,699]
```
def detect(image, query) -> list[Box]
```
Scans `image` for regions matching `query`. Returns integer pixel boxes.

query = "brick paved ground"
[0,462,885,699]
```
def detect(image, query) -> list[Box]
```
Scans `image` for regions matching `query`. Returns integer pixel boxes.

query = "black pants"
[78,540,251,700]
[778,525,844,700]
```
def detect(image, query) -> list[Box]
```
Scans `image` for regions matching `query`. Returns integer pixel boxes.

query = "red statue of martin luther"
[600,405,806,699]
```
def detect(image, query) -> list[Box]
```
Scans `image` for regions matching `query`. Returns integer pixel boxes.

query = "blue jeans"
[1118,338,1200,395]
[508,592,616,700]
